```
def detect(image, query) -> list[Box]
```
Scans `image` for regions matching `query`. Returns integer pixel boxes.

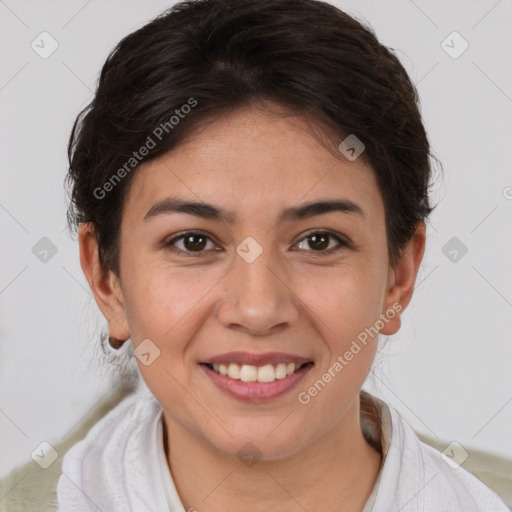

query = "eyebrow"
[143,196,365,224]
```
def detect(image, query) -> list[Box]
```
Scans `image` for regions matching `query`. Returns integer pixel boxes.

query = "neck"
[163,393,382,512]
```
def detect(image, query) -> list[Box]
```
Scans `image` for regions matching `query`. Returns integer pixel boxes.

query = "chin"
[205,421,308,462]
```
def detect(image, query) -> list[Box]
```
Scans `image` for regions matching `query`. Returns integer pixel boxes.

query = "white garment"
[56,378,510,511]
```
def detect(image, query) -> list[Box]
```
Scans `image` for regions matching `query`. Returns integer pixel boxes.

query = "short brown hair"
[66,0,439,274]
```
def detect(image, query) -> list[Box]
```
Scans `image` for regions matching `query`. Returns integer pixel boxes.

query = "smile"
[199,352,315,402]
[205,362,308,383]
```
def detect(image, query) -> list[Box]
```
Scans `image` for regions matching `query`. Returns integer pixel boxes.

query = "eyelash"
[163,230,350,257]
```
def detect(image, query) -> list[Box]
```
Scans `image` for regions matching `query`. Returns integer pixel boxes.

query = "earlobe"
[379,221,426,336]
[78,223,130,342]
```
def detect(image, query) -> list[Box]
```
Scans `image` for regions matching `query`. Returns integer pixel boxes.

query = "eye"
[294,231,349,254]
[163,230,219,256]
[163,229,350,257]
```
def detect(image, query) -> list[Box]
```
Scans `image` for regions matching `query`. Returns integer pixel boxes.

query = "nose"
[215,246,300,337]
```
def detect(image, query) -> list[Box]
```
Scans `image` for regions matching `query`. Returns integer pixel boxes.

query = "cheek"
[121,260,224,346]
[298,262,388,342]
[295,270,382,416]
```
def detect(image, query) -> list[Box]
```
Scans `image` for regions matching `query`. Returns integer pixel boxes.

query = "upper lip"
[202,351,312,366]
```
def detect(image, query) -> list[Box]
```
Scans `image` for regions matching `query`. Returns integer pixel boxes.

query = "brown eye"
[306,233,329,250]
[164,231,217,255]
[164,230,349,257]
[295,231,348,254]
[183,233,207,251]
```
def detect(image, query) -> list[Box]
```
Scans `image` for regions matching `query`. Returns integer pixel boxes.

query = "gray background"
[1,0,511,479]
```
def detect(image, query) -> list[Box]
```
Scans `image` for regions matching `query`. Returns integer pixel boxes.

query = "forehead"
[123,106,383,226]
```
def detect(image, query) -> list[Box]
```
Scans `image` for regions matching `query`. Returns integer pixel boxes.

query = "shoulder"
[385,401,512,511]
[417,431,512,510]
[0,378,138,512]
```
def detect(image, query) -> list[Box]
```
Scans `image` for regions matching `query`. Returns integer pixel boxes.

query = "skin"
[79,103,426,512]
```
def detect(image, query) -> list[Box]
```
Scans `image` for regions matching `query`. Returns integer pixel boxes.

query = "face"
[88,104,418,460]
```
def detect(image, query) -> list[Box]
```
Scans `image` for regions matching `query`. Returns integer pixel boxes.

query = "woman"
[48,0,511,510]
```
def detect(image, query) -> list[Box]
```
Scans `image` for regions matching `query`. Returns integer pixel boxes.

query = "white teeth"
[240,364,257,382]
[257,364,276,383]
[275,363,287,379]
[227,363,241,379]
[210,362,306,382]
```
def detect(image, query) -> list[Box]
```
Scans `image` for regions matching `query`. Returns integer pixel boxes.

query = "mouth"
[201,361,312,383]
[198,352,314,402]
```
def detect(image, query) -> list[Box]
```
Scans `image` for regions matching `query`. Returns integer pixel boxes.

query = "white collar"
[56,379,170,511]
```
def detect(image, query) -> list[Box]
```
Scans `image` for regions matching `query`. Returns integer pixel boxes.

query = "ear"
[380,221,426,336]
[78,223,130,341]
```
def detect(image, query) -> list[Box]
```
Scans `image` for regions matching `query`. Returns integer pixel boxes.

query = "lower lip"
[200,363,313,402]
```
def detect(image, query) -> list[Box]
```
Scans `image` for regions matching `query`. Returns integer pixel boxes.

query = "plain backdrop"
[1,0,511,479]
